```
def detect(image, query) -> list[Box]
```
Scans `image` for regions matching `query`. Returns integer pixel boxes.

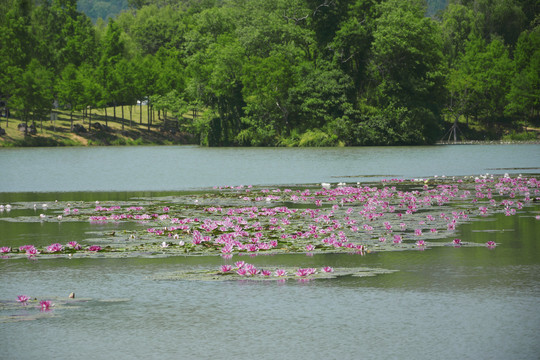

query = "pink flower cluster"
[16,295,53,311]
[218,262,335,279]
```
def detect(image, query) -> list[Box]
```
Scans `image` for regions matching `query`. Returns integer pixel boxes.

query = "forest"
[0,0,538,146]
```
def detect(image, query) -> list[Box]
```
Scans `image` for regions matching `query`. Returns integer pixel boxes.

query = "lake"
[0,144,539,360]
[1,144,539,192]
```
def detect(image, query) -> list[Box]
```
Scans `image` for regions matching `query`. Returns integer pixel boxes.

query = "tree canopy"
[1,0,538,145]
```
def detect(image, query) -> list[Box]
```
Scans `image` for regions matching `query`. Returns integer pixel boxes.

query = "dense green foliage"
[0,0,538,146]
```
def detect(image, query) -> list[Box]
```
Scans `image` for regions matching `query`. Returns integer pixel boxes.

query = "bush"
[298,129,339,147]
[502,130,538,141]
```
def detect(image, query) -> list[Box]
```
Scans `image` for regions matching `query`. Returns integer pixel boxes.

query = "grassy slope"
[0,105,197,147]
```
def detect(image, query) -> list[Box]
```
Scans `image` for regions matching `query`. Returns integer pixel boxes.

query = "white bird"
[321,183,331,189]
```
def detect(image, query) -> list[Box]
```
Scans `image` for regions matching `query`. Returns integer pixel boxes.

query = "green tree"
[505,27,540,123]
[369,0,445,143]
[57,63,85,130]
[97,19,125,126]
[11,59,54,133]
[0,0,34,121]
[449,35,513,124]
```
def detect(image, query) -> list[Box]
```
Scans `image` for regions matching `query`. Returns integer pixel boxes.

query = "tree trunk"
[129,105,133,128]
[70,111,74,131]
[113,103,117,125]
[104,107,108,127]
[88,106,92,131]
[139,104,142,125]
[147,103,151,131]
[121,104,124,131]
[5,107,9,127]
[24,110,28,135]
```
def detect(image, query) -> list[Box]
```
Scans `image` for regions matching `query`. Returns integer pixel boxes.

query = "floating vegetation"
[0,174,538,260]
[152,264,398,282]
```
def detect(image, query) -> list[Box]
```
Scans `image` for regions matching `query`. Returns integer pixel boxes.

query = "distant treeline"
[1,0,538,146]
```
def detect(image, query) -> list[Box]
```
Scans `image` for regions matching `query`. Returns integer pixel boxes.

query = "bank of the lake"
[1,107,538,147]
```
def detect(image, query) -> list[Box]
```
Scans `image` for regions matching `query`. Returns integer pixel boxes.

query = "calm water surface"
[0,145,539,359]
[1,144,539,192]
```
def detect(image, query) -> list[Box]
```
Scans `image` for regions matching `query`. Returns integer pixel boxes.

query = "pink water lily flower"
[305,244,315,251]
[296,268,316,277]
[415,240,425,247]
[234,261,245,269]
[67,241,82,250]
[220,265,232,273]
[261,270,272,276]
[17,295,29,304]
[452,238,462,246]
[274,269,287,277]
[40,300,52,311]
[321,266,334,273]
[0,247,11,253]
[486,241,496,248]
[88,245,102,252]
[247,268,259,276]
[21,245,39,256]
[46,243,63,253]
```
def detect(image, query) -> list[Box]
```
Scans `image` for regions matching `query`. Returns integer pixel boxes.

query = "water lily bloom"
[486,241,496,248]
[296,268,316,277]
[88,245,102,252]
[178,240,185,246]
[261,270,272,276]
[0,247,10,253]
[415,240,425,247]
[393,235,402,244]
[275,269,287,277]
[452,238,462,246]
[236,268,247,276]
[40,300,52,311]
[17,295,29,304]
[415,229,423,236]
[67,241,82,250]
[322,266,334,273]
[25,246,39,256]
[234,261,245,269]
[220,265,232,273]
[295,268,309,277]
[46,243,63,253]
[161,241,169,248]
[305,244,315,251]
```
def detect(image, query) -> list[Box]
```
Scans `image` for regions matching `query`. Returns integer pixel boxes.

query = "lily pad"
[152,267,398,282]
